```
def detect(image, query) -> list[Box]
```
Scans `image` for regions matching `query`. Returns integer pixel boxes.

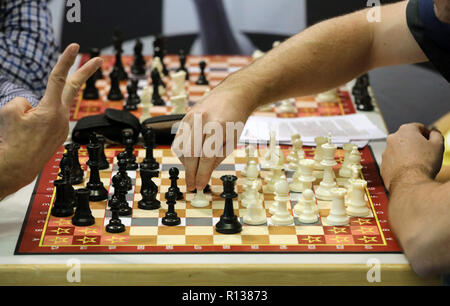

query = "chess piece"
[195,60,209,85]
[140,127,159,171]
[264,146,285,194]
[90,48,103,80]
[112,30,128,81]
[288,136,304,170]
[153,34,168,76]
[355,89,374,112]
[296,189,319,224]
[83,74,99,100]
[107,67,124,101]
[124,83,141,111]
[122,130,138,170]
[105,180,127,233]
[241,160,262,208]
[289,159,316,193]
[131,39,146,76]
[346,179,370,217]
[65,143,84,185]
[162,189,181,226]
[170,94,188,115]
[242,183,266,226]
[316,88,338,102]
[168,167,183,200]
[279,99,297,113]
[190,190,210,208]
[176,49,189,80]
[215,175,242,234]
[72,188,95,226]
[51,178,75,217]
[270,179,294,225]
[313,136,327,178]
[95,134,109,170]
[171,70,187,96]
[326,188,349,226]
[252,49,265,60]
[138,169,161,210]
[116,152,133,191]
[261,130,277,169]
[339,143,357,178]
[315,135,338,201]
[86,134,108,201]
[151,68,165,106]
[241,145,257,177]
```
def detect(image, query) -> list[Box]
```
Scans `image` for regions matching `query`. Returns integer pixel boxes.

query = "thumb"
[429,129,444,148]
[1,97,33,116]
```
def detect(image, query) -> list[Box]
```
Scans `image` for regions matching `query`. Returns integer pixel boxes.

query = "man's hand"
[434,0,450,24]
[172,86,254,192]
[381,123,444,191]
[0,44,103,199]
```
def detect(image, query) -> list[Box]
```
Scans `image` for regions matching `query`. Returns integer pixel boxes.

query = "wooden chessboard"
[70,54,356,121]
[15,145,401,254]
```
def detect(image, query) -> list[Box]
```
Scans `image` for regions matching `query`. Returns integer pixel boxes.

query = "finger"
[61,57,103,109]
[399,122,430,138]
[0,97,33,119]
[43,43,80,105]
[429,130,444,147]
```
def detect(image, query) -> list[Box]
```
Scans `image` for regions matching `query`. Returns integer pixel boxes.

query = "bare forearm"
[218,1,425,110]
[388,170,450,276]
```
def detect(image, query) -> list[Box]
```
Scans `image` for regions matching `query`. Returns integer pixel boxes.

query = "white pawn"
[346,179,370,217]
[326,188,349,226]
[170,94,188,114]
[313,136,327,178]
[190,190,210,208]
[315,88,338,102]
[296,189,319,224]
[171,70,187,96]
[272,40,281,48]
[279,99,297,114]
[315,134,337,200]
[339,144,358,178]
[270,179,294,225]
[290,159,316,193]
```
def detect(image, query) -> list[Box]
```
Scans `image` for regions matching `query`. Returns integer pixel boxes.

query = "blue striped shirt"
[0,0,58,108]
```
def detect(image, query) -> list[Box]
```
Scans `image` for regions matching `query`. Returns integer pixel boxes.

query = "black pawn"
[95,134,109,170]
[162,189,181,226]
[51,178,75,217]
[86,134,109,201]
[113,31,128,81]
[116,152,132,191]
[107,67,124,101]
[168,167,183,200]
[140,127,159,171]
[90,48,103,80]
[151,68,165,106]
[177,49,189,80]
[72,188,95,226]
[138,169,161,210]
[195,61,209,85]
[131,39,146,76]
[105,198,126,233]
[58,152,72,180]
[65,143,84,185]
[153,34,168,76]
[355,88,374,112]
[215,175,242,234]
[83,74,99,100]
[122,130,138,170]
[116,179,132,216]
[124,83,141,111]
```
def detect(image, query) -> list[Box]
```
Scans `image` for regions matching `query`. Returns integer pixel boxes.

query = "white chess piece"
[140,86,152,121]
[190,190,210,208]
[170,94,188,114]
[241,145,257,177]
[326,188,349,226]
[272,40,281,48]
[151,57,164,77]
[339,144,359,178]
[296,189,319,224]
[270,179,294,225]
[243,175,266,226]
[279,99,297,114]
[252,49,265,60]
[346,179,370,217]
[313,136,327,178]
[288,137,304,170]
[261,130,277,169]
[315,134,337,200]
[241,160,261,208]
[315,88,338,102]
[265,146,285,194]
[257,103,274,112]
[171,70,187,96]
[345,166,361,206]
[290,159,316,193]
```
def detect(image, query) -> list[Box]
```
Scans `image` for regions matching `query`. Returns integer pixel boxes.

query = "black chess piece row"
[352,73,374,111]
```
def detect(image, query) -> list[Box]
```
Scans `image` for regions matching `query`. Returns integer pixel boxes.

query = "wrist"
[389,165,434,193]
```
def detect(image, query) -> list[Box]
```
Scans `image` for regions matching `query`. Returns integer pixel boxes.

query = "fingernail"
[69,44,80,56]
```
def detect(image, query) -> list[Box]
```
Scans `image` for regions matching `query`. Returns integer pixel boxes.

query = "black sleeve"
[406,0,450,82]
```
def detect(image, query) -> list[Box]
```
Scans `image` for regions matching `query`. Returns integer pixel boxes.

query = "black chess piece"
[105,193,126,233]
[90,48,103,80]
[83,74,99,100]
[116,178,132,216]
[138,169,161,210]
[72,188,95,226]
[131,39,146,76]
[65,143,84,185]
[113,30,128,81]
[121,130,138,170]
[168,167,183,200]
[190,184,211,194]
[116,152,133,191]
[176,49,189,80]
[95,134,109,170]
[58,152,72,180]
[124,83,141,111]
[51,177,75,217]
[162,189,181,226]
[150,68,165,106]
[140,127,159,171]
[86,134,109,201]
[107,67,124,101]
[195,61,209,85]
[355,89,374,111]
[215,175,242,234]
[153,34,168,76]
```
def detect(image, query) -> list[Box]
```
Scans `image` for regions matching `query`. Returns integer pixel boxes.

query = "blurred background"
[47,0,449,132]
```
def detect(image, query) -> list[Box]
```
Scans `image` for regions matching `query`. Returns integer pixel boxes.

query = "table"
[0,62,442,286]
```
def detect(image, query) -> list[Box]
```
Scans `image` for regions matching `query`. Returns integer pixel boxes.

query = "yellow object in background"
[444,130,450,166]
